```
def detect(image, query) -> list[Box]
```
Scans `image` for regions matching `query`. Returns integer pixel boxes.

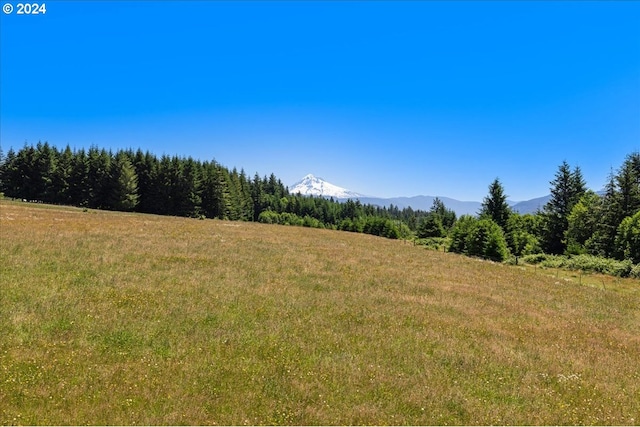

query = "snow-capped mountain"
[289,174,605,216]
[289,174,364,199]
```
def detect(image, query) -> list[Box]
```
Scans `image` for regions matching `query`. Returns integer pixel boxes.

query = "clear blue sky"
[1,1,639,201]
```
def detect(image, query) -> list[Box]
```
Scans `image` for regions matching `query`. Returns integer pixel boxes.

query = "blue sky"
[1,1,639,201]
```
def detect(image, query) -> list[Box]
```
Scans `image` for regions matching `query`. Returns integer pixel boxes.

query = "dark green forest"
[0,143,421,239]
[1,143,638,276]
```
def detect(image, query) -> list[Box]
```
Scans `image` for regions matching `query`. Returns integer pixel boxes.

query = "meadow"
[1,200,639,425]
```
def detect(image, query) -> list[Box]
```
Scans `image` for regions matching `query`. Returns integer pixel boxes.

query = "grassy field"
[1,200,639,425]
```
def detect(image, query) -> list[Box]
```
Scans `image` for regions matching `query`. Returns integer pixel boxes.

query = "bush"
[448,215,477,254]
[615,212,640,263]
[522,253,638,278]
[522,253,549,264]
[258,210,279,224]
[466,218,509,262]
[521,253,550,265]
[416,237,449,251]
[448,216,509,261]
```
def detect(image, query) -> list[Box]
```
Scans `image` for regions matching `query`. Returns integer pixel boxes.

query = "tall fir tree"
[109,152,139,211]
[615,152,640,219]
[542,161,586,254]
[52,145,74,204]
[478,178,511,231]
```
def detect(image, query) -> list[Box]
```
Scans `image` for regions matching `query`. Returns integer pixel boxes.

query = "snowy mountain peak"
[289,174,364,199]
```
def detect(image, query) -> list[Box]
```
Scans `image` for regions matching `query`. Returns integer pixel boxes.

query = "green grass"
[1,200,639,425]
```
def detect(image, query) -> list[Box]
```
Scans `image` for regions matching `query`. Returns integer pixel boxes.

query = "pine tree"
[430,197,456,230]
[109,152,139,211]
[238,169,253,221]
[0,148,19,197]
[588,172,619,257]
[52,145,73,204]
[542,161,586,254]
[615,152,640,219]
[478,178,511,231]
[201,162,232,219]
[86,147,112,209]
[132,149,157,213]
[68,148,89,206]
[173,157,202,217]
[417,214,445,238]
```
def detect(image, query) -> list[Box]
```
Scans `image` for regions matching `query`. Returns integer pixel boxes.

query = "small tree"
[417,214,445,238]
[466,218,509,262]
[507,213,542,256]
[615,211,640,263]
[430,197,457,230]
[448,215,478,254]
[565,191,602,254]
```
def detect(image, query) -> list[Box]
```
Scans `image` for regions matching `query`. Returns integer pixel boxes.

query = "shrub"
[615,212,640,263]
[258,210,278,224]
[521,253,550,265]
[448,215,477,254]
[417,214,445,238]
[466,218,509,262]
[523,253,638,278]
[416,237,450,251]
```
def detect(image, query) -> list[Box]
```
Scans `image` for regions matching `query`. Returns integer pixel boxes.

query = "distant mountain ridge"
[288,174,601,217]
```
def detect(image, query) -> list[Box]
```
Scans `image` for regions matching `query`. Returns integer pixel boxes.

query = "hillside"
[1,200,639,425]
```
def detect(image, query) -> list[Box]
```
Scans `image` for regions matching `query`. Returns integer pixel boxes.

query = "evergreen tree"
[86,147,112,209]
[430,197,456,230]
[173,157,202,217]
[615,152,640,219]
[448,215,477,254]
[109,152,139,211]
[16,145,38,200]
[238,169,254,221]
[417,214,445,238]
[51,145,73,204]
[479,178,511,231]
[0,148,20,197]
[29,141,57,202]
[132,150,158,213]
[250,173,265,221]
[588,172,619,257]
[542,161,586,254]
[68,148,89,206]
[201,162,232,219]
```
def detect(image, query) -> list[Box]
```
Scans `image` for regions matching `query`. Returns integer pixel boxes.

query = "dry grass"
[1,200,639,425]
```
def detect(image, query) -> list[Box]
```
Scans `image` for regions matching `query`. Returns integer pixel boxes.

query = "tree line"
[0,143,638,270]
[0,142,427,239]
[440,154,639,268]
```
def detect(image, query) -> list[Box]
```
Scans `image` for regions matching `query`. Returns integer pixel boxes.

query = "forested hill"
[0,143,425,238]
